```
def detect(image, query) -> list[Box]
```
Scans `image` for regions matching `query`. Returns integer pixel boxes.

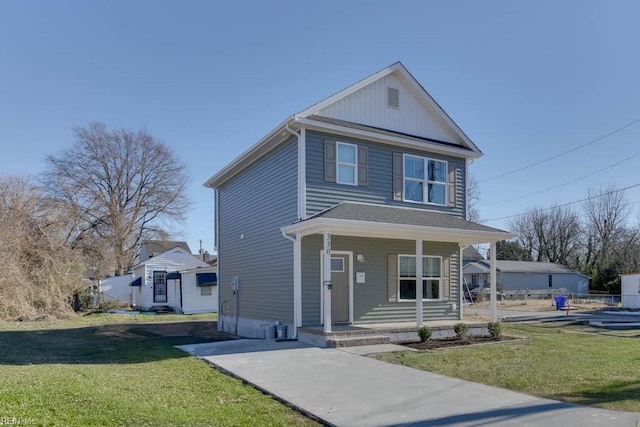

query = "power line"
[482,182,640,223]
[479,116,640,183]
[479,150,640,206]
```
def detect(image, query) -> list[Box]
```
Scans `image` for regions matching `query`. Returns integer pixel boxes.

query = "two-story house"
[205,62,512,341]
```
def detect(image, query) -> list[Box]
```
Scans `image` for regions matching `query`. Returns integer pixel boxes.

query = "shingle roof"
[493,261,586,275]
[463,246,485,261]
[309,202,508,234]
[141,240,191,257]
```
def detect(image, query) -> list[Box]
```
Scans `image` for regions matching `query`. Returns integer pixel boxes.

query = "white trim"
[335,141,358,186]
[320,250,354,325]
[397,254,443,302]
[402,154,447,206]
[296,62,482,155]
[282,217,514,246]
[459,245,464,320]
[294,117,480,160]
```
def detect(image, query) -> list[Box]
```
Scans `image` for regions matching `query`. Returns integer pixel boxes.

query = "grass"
[375,322,640,412]
[0,313,316,426]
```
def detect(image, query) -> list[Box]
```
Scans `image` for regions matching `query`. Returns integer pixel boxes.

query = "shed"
[179,266,218,315]
[621,273,640,309]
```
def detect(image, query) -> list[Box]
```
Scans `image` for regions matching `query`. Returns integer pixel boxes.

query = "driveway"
[178,339,640,426]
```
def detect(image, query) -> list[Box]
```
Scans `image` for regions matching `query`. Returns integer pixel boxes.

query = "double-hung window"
[398,255,442,300]
[336,142,357,185]
[403,154,447,205]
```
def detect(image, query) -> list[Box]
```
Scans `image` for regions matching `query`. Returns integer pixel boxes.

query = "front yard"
[375,322,640,412]
[0,313,316,426]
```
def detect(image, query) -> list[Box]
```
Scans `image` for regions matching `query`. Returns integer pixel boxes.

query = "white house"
[130,246,209,311]
[98,274,133,305]
[622,273,640,309]
[180,266,218,314]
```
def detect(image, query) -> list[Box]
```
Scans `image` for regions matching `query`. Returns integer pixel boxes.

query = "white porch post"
[323,231,332,333]
[490,241,497,322]
[416,239,423,327]
[293,236,302,330]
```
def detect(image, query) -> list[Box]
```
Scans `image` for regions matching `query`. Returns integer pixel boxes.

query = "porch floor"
[298,320,490,347]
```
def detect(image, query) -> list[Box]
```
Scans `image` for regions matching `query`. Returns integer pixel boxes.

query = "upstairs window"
[403,154,447,205]
[336,142,357,185]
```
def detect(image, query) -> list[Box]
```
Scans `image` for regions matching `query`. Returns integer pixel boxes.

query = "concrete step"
[327,335,391,348]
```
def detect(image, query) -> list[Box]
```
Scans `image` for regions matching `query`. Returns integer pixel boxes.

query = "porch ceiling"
[282,202,513,245]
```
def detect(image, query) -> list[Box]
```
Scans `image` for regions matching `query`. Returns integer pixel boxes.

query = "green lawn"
[0,313,316,426]
[375,322,640,412]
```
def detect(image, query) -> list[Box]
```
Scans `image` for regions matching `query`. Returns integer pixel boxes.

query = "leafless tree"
[0,175,86,320]
[509,205,582,265]
[42,122,190,275]
[467,173,481,223]
[582,185,629,271]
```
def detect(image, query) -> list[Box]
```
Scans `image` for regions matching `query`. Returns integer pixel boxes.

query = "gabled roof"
[140,240,191,258]
[297,62,480,153]
[463,246,485,261]
[282,201,513,246]
[133,246,207,269]
[204,62,482,189]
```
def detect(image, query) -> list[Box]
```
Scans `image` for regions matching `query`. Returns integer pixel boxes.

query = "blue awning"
[130,277,142,287]
[196,272,217,286]
[166,271,181,280]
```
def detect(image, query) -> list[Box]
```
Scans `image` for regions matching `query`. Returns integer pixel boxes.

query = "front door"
[330,254,350,323]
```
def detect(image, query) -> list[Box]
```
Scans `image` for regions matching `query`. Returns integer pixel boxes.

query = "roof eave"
[295,117,482,160]
[203,116,295,189]
[282,217,514,246]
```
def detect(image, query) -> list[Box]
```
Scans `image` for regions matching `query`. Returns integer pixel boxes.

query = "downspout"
[283,119,304,339]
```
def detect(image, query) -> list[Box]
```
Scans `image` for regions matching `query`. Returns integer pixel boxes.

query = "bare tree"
[42,122,190,275]
[0,175,86,320]
[467,173,481,222]
[582,185,629,271]
[509,205,582,265]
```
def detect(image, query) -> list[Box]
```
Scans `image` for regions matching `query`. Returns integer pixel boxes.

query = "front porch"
[298,320,491,348]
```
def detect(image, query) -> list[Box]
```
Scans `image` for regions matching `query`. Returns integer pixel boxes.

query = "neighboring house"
[621,273,640,309]
[463,260,590,295]
[130,246,209,311]
[205,62,512,339]
[180,266,218,314]
[98,275,132,305]
[138,240,191,263]
[462,246,484,266]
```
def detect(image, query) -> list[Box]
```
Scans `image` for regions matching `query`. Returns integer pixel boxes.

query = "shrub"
[418,326,432,342]
[487,322,502,340]
[454,323,468,342]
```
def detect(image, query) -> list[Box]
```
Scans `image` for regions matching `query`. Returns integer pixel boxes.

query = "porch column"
[490,241,497,322]
[323,231,332,333]
[416,239,423,327]
[293,236,302,329]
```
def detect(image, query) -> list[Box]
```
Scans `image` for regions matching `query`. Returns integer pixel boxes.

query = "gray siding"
[218,138,298,324]
[501,272,588,295]
[302,235,460,325]
[305,131,466,218]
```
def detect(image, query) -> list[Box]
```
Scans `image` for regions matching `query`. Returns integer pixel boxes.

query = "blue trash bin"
[554,296,567,310]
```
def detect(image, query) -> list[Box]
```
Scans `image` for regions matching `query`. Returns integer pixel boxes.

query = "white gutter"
[284,122,306,220]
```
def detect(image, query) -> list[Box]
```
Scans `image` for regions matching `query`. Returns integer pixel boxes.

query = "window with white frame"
[398,255,442,300]
[403,154,447,205]
[336,142,357,185]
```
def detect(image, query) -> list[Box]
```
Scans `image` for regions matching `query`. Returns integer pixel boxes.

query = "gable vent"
[387,87,399,108]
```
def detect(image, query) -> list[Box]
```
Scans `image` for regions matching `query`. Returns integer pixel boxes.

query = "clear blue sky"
[2,0,640,254]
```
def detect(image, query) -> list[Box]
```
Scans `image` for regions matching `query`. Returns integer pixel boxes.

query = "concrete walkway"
[178,339,640,426]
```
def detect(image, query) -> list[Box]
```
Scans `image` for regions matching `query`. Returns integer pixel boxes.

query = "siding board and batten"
[315,73,462,145]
